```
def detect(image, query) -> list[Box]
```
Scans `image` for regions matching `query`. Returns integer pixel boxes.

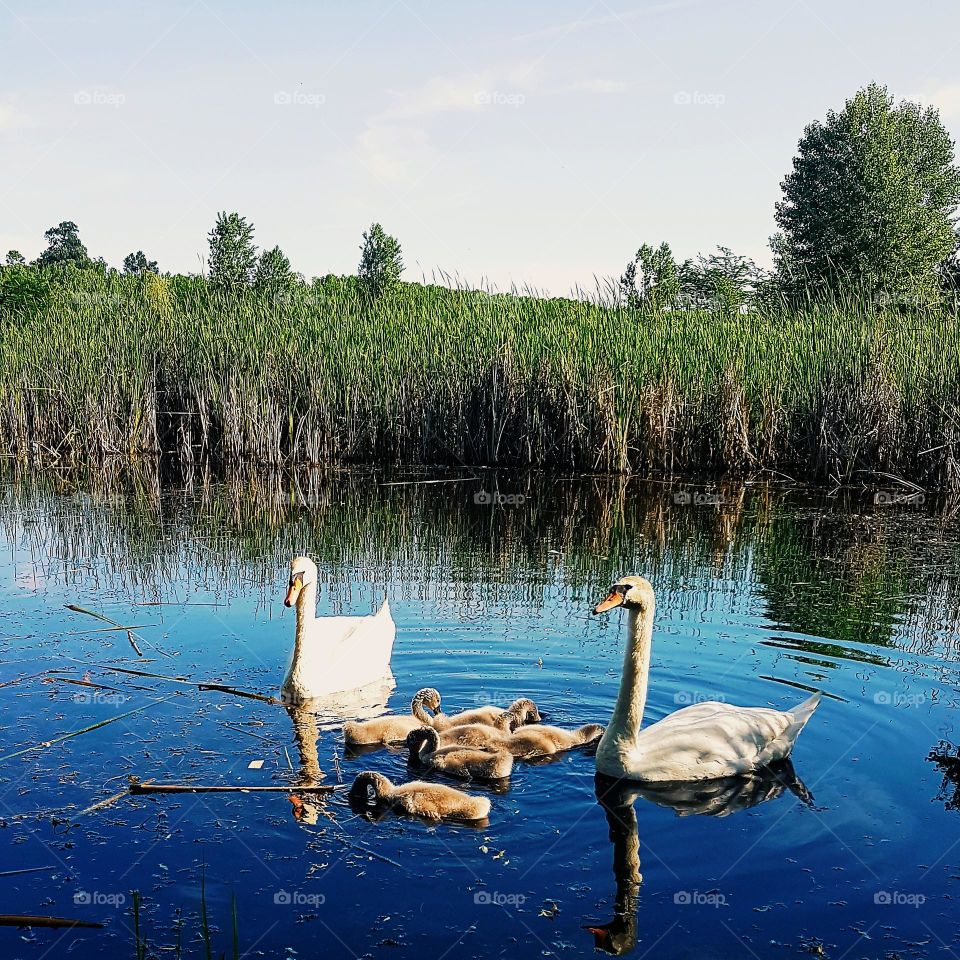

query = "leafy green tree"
[253,245,298,294]
[678,247,760,311]
[5,250,25,266]
[207,212,257,293]
[123,251,158,275]
[774,82,960,302]
[620,242,679,309]
[358,223,403,298]
[0,265,50,322]
[36,221,90,269]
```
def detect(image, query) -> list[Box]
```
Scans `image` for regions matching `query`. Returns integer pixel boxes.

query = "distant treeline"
[0,82,959,484]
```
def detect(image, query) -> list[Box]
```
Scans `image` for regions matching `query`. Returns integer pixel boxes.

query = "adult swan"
[592,576,820,782]
[281,556,396,704]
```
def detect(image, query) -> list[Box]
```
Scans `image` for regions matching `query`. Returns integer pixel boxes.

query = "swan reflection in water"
[586,761,814,955]
[285,677,397,825]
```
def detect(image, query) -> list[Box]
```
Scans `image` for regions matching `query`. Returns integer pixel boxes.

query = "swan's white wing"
[292,601,396,700]
[604,700,808,782]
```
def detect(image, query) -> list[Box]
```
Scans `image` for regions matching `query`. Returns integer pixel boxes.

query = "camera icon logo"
[473,490,492,505]
[274,889,292,905]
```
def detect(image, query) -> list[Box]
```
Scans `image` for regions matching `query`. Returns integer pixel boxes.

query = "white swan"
[592,576,821,782]
[281,556,395,704]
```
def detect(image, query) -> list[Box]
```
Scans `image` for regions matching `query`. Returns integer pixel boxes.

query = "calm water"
[1,470,959,959]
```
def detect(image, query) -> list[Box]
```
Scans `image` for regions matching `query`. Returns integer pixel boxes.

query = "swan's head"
[593,575,655,615]
[413,688,442,713]
[284,556,318,607]
[507,698,541,726]
[405,726,439,757]
[349,771,392,807]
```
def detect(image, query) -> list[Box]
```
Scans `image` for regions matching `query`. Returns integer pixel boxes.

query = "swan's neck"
[412,699,433,724]
[291,581,318,668]
[608,607,653,740]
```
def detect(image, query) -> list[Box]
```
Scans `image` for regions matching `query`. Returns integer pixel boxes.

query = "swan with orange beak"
[592,575,821,781]
[281,556,396,704]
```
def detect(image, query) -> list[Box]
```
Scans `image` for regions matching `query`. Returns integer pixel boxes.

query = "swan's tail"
[787,691,822,742]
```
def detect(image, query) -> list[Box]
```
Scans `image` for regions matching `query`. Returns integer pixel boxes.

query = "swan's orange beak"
[593,589,624,615]
[284,575,304,608]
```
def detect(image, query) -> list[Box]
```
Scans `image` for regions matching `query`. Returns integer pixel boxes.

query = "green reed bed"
[1,273,958,486]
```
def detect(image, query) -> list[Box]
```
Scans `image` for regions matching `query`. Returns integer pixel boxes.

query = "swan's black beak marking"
[593,585,626,615]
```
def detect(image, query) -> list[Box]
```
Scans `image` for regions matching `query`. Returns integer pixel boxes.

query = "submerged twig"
[128,778,338,795]
[0,866,57,878]
[74,790,129,818]
[332,835,404,870]
[0,693,181,763]
[65,662,280,705]
[0,915,105,929]
[65,604,175,660]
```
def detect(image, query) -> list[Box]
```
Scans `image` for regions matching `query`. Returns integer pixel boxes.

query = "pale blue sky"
[2,0,959,294]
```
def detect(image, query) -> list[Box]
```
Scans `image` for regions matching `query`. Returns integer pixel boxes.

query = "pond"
[1,469,959,959]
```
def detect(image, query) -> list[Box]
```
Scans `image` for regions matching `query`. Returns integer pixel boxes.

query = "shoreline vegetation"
[1,272,959,487]
[2,82,960,486]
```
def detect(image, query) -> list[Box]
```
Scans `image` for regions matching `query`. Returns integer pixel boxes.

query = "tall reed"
[1,273,957,486]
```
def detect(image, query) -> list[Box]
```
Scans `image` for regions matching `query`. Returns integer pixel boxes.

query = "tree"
[358,223,403,298]
[123,251,158,275]
[5,250,25,266]
[678,247,760,311]
[253,246,298,294]
[774,82,960,302]
[620,242,679,310]
[207,212,257,292]
[0,266,50,322]
[36,221,90,269]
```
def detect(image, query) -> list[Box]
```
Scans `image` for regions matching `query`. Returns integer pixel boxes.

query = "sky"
[2,0,959,296]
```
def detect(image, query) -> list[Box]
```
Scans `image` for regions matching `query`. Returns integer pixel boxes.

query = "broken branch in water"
[0,693,182,763]
[128,777,338,795]
[64,603,174,660]
[0,866,57,879]
[74,790,129,818]
[196,683,278,704]
[126,630,143,657]
[61,662,280,705]
[0,915,105,929]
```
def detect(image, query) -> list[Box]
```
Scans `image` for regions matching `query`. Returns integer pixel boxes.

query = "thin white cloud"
[0,101,25,134]
[379,63,541,121]
[355,63,541,183]
[912,82,960,120]
[555,79,629,95]
[521,0,704,39]
[356,122,435,184]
